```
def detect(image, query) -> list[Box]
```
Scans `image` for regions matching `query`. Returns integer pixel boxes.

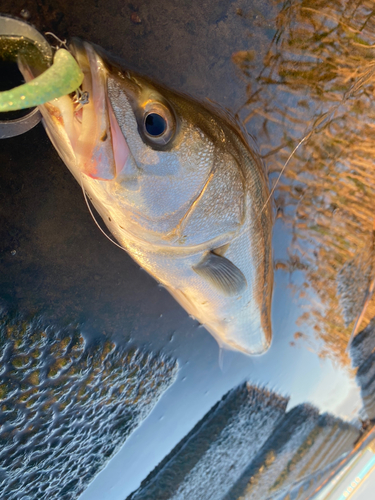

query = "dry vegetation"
[234,0,375,366]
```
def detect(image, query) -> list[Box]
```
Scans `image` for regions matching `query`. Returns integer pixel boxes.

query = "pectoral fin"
[193,252,247,297]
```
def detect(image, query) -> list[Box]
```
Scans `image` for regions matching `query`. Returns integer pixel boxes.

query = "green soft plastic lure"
[0,48,83,112]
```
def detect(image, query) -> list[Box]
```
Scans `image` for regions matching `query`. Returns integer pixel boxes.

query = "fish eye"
[145,113,166,136]
[141,101,175,147]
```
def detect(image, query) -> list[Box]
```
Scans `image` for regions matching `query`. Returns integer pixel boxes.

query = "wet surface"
[0,311,177,499]
[1,0,375,499]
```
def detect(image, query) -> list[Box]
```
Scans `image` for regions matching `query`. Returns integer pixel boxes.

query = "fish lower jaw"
[204,322,271,357]
[166,286,271,356]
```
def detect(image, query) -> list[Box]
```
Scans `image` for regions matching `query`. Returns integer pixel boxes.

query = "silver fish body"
[31,40,273,355]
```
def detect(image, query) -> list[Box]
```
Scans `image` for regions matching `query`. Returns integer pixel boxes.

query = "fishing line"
[80,175,159,253]
[80,175,127,253]
[260,132,311,214]
[260,61,375,215]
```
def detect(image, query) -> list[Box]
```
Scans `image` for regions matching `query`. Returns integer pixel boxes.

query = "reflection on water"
[129,383,359,500]
[232,412,359,500]
[130,384,288,500]
[234,0,375,366]
[351,319,375,420]
[0,310,178,500]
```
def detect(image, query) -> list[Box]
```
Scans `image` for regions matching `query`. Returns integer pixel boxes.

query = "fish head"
[35,39,239,248]
[27,39,273,356]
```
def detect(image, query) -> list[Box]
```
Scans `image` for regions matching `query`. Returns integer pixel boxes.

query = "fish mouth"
[32,38,130,183]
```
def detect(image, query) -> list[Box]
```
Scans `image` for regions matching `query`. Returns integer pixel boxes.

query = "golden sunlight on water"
[234,0,375,367]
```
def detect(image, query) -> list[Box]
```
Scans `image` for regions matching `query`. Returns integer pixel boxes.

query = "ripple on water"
[0,311,178,500]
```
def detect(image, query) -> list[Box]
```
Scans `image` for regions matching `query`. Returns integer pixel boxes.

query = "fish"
[22,39,274,356]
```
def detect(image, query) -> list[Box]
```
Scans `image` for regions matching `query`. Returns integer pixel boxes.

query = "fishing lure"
[0,48,83,112]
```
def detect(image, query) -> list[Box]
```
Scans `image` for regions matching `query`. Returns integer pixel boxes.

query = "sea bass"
[25,39,274,355]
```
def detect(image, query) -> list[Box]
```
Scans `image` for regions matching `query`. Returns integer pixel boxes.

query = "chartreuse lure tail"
[0,48,83,112]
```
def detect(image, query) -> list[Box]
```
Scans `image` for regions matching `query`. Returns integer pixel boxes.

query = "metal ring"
[0,15,52,139]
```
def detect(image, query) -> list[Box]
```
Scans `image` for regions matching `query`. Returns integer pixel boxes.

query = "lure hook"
[44,32,68,50]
